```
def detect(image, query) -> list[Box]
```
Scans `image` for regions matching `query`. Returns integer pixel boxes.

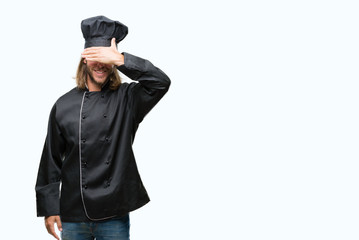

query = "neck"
[86,79,101,92]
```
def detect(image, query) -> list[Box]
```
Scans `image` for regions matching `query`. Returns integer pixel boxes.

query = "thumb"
[55,216,62,232]
[111,38,117,49]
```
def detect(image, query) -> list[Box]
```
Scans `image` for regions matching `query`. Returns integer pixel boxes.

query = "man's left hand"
[81,38,124,66]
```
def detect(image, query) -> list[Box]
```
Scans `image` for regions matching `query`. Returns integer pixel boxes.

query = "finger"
[45,217,53,233]
[46,222,60,240]
[53,232,60,240]
[81,53,98,59]
[85,45,111,52]
[55,216,63,232]
[82,53,101,61]
[111,38,117,49]
[84,57,103,62]
[84,46,101,51]
[82,49,100,55]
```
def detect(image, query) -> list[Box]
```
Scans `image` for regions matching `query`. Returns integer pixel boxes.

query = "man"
[35,16,170,240]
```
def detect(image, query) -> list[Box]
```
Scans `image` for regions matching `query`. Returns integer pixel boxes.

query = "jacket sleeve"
[117,52,171,123]
[35,104,65,217]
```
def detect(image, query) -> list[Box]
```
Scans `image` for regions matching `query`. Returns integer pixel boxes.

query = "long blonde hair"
[75,58,122,90]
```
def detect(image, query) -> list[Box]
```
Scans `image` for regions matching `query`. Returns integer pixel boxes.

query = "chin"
[95,78,107,84]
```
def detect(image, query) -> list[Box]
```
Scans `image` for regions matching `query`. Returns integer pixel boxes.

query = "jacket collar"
[84,78,110,92]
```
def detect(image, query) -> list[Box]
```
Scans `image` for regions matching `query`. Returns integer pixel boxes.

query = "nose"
[96,62,105,67]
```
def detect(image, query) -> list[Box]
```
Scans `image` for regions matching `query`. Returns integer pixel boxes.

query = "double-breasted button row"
[81,138,110,143]
[84,91,108,99]
[81,114,108,119]
[80,91,111,190]
[84,91,106,99]
[81,115,107,119]
[82,161,88,168]
[105,180,111,188]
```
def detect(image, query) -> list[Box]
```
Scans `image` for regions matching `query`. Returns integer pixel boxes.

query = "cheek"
[87,62,97,68]
[105,64,113,70]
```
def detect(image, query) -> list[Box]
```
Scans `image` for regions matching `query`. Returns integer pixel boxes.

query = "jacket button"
[82,139,86,143]
[105,137,109,142]
[85,93,89,98]
[83,161,87,167]
[106,182,110,187]
[101,94,104,98]
[82,115,86,119]
[103,114,107,118]
[105,160,110,164]
[83,185,88,189]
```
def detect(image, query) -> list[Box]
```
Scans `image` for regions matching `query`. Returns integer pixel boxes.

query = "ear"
[83,59,87,64]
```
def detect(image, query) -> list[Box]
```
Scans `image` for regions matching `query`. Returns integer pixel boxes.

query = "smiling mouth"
[94,70,107,76]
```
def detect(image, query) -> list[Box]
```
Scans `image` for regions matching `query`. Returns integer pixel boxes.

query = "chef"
[35,15,170,240]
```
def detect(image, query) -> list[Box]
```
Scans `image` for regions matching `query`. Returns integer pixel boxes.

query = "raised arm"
[82,38,171,123]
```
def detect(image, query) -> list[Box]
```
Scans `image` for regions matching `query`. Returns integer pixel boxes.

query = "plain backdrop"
[0,0,358,239]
